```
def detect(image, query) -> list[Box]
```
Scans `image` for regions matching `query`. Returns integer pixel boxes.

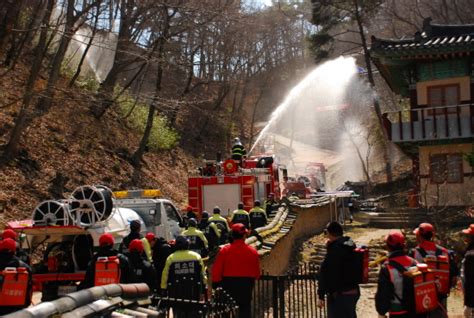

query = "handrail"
[383,103,472,116]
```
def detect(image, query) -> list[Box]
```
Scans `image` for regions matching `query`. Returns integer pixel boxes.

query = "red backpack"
[355,246,370,284]
[0,267,29,306]
[389,262,439,314]
[95,256,120,286]
[416,247,450,296]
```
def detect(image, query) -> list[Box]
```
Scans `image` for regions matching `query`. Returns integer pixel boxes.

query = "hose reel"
[69,185,114,227]
[32,200,71,226]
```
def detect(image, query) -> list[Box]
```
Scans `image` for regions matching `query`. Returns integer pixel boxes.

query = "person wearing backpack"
[461,224,474,318]
[317,221,360,318]
[198,211,221,252]
[128,239,157,292]
[81,233,133,289]
[209,206,230,244]
[410,223,459,316]
[0,238,32,315]
[375,231,419,318]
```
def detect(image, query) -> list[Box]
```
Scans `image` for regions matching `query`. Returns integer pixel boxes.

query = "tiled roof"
[371,18,474,57]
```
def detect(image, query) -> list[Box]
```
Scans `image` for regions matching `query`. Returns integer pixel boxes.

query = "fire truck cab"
[188,156,286,217]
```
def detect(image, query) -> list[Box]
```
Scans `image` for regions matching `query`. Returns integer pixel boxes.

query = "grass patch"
[117,92,179,150]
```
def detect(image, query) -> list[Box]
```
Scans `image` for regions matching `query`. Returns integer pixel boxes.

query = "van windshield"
[164,203,180,222]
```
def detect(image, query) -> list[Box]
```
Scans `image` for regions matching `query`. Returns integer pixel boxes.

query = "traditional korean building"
[370,18,473,208]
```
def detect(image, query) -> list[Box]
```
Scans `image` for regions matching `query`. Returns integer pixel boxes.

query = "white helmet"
[233,137,241,145]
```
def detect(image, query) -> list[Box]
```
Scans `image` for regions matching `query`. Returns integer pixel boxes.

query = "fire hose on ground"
[4,283,150,318]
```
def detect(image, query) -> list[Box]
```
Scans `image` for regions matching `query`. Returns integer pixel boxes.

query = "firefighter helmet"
[175,236,190,250]
[188,218,197,227]
[0,238,16,253]
[129,239,144,253]
[99,233,115,247]
[2,229,17,240]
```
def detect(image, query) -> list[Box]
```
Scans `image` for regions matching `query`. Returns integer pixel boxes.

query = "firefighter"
[0,238,32,315]
[81,233,133,289]
[142,232,155,262]
[461,224,474,318]
[249,200,267,230]
[230,202,250,229]
[212,223,260,318]
[264,192,277,218]
[2,229,29,264]
[209,206,230,244]
[231,137,246,163]
[161,236,207,305]
[410,223,458,316]
[317,221,360,318]
[152,235,173,288]
[375,230,418,318]
[198,211,221,251]
[182,218,209,258]
[186,205,197,220]
[119,219,142,254]
[128,239,157,292]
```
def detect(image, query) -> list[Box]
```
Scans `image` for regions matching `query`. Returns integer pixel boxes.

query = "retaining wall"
[260,203,332,275]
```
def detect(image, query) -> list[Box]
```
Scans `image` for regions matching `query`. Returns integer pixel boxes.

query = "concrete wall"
[419,143,474,207]
[260,203,332,275]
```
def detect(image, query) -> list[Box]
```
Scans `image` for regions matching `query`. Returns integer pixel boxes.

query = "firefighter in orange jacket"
[212,223,260,318]
[375,231,418,318]
[0,238,32,315]
[81,233,133,289]
[410,223,458,317]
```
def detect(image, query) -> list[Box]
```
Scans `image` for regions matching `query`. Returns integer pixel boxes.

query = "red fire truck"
[188,156,287,217]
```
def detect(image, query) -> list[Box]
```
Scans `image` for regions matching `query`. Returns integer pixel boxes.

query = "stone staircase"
[354,208,429,228]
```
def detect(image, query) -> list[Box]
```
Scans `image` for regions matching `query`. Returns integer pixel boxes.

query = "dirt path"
[298,225,465,317]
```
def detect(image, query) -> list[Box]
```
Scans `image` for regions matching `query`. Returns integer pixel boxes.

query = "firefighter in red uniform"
[410,223,458,316]
[212,223,260,318]
[81,233,133,289]
[0,238,32,315]
[375,231,418,318]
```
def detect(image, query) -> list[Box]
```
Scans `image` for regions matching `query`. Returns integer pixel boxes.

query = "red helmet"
[0,238,17,253]
[129,239,144,253]
[386,230,405,248]
[99,233,115,247]
[186,205,193,212]
[145,232,156,242]
[231,223,249,235]
[462,224,474,236]
[2,229,17,240]
[413,223,435,236]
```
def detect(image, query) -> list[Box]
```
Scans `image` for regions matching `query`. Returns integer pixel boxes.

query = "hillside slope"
[0,61,198,225]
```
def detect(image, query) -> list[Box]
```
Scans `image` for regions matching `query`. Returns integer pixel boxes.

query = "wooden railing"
[383,104,474,142]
